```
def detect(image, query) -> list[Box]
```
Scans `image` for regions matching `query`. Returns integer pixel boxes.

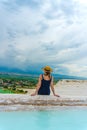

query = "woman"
[31,66,60,97]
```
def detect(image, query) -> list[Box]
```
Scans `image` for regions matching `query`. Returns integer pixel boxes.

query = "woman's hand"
[54,94,60,97]
[31,93,37,96]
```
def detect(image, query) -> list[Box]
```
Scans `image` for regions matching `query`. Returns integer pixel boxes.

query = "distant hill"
[52,74,87,80]
[0,66,87,80]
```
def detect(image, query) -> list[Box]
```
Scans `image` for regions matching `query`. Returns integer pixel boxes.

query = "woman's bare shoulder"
[39,74,43,79]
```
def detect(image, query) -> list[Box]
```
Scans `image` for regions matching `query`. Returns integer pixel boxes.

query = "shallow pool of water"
[0,108,87,130]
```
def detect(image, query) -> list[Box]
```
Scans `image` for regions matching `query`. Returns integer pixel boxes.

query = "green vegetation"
[54,79,59,85]
[0,73,59,94]
[0,88,28,94]
[0,89,14,94]
[0,74,38,94]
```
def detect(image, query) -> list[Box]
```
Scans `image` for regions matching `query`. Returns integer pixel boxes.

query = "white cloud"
[0,0,87,77]
[60,63,87,77]
[74,0,87,4]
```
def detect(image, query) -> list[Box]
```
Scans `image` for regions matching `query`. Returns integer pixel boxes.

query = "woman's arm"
[50,77,60,97]
[31,75,42,96]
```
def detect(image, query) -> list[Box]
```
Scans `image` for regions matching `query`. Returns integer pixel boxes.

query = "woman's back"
[31,65,60,97]
[38,74,52,95]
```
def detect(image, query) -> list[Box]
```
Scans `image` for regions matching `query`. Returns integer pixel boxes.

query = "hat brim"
[42,67,53,72]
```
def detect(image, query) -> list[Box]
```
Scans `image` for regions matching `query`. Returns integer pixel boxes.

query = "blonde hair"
[44,70,51,78]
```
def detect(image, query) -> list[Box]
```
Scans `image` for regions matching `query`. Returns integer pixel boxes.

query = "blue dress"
[38,74,52,95]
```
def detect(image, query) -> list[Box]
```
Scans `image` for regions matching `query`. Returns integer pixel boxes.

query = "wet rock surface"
[0,80,87,111]
[0,94,87,111]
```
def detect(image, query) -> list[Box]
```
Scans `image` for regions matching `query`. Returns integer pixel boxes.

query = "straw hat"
[42,66,53,72]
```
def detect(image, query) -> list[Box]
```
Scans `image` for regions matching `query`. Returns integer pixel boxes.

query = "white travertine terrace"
[0,80,87,111]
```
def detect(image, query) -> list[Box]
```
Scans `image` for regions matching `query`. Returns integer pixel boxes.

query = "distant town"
[0,73,38,94]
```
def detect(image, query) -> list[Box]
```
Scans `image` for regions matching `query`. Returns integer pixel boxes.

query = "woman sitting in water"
[31,66,60,97]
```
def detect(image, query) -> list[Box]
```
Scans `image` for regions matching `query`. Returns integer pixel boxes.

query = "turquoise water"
[0,109,87,130]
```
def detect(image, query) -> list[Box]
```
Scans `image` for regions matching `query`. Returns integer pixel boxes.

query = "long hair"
[44,70,51,78]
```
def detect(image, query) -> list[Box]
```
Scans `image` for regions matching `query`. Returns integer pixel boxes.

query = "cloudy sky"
[0,0,87,77]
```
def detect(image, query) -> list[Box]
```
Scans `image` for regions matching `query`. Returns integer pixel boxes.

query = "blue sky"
[0,0,87,77]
